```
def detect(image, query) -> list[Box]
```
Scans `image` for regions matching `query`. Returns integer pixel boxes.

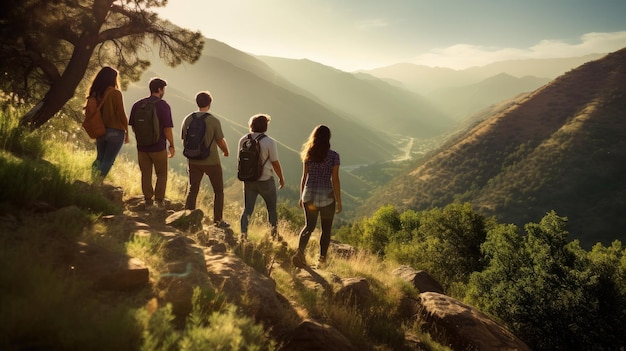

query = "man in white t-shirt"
[238,114,285,241]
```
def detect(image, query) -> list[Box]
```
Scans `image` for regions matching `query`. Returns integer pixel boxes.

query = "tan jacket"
[101,86,128,132]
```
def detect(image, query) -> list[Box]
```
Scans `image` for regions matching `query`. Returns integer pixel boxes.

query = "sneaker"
[291,249,307,268]
[271,226,282,241]
[214,220,231,228]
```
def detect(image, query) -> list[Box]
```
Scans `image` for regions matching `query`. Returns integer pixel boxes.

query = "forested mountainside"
[361,47,626,248]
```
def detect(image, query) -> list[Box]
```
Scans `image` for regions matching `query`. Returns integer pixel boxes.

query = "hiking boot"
[214,220,231,228]
[239,233,248,242]
[291,249,307,268]
[155,200,165,209]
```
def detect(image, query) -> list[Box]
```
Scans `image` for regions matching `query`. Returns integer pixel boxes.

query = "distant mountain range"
[120,36,613,216]
[360,47,626,248]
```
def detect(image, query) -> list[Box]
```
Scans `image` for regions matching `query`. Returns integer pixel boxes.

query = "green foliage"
[139,288,274,351]
[0,108,46,158]
[383,203,489,290]
[361,205,402,255]
[1,110,118,214]
[465,211,626,350]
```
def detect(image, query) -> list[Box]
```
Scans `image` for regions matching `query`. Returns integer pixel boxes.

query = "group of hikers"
[85,66,342,267]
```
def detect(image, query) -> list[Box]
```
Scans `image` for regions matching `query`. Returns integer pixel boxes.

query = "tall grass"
[1,108,450,350]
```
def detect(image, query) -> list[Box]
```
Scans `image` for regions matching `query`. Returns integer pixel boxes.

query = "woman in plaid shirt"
[292,125,342,268]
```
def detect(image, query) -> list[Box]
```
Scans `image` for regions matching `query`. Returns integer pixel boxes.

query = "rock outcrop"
[418,292,531,351]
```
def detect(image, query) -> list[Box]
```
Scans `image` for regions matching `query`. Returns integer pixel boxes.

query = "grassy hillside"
[0,109,452,351]
[361,48,626,248]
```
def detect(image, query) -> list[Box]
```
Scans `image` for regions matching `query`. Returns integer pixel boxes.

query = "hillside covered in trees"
[362,47,626,248]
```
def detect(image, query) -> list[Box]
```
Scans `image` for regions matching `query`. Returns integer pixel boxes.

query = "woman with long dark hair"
[292,125,342,268]
[87,66,129,182]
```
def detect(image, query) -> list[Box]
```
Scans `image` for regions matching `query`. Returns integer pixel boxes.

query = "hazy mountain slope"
[361,48,626,247]
[365,54,603,95]
[121,39,391,204]
[427,73,550,120]
[257,56,454,138]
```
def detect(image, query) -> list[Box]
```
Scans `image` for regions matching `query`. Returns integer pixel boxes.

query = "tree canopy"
[0,0,204,129]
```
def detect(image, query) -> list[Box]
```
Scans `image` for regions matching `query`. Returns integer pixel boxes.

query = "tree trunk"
[20,39,96,130]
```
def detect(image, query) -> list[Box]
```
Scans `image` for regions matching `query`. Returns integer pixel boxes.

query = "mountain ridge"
[360,47,626,247]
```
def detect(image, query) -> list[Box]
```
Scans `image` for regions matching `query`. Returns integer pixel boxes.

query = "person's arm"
[299,163,307,208]
[164,127,175,158]
[332,164,342,214]
[271,160,285,189]
[216,138,229,157]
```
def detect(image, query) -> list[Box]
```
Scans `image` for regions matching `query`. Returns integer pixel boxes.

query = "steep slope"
[362,48,626,247]
[257,56,454,139]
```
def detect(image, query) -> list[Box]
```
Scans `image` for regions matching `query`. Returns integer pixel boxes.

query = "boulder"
[203,250,296,325]
[165,209,203,231]
[280,319,357,351]
[329,240,356,259]
[65,241,149,291]
[334,277,372,308]
[418,292,531,351]
[393,265,444,294]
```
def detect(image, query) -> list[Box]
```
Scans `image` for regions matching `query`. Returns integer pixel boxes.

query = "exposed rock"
[100,183,124,205]
[418,292,531,351]
[165,209,204,231]
[280,319,357,351]
[334,277,372,308]
[329,240,356,259]
[393,265,444,294]
[65,241,149,291]
[203,250,297,325]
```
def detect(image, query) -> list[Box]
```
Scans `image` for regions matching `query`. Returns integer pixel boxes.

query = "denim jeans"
[93,128,125,178]
[298,201,336,257]
[240,178,277,234]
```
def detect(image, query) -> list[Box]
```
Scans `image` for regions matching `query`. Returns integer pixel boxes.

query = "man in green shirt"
[181,91,230,227]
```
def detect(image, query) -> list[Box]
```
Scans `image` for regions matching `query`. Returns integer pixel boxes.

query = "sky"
[155,0,626,71]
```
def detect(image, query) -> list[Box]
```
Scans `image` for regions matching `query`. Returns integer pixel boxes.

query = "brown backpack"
[82,90,112,139]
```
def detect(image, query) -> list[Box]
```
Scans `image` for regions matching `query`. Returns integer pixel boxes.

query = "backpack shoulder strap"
[96,89,114,109]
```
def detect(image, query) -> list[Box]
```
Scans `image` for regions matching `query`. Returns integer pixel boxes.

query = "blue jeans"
[240,178,277,234]
[93,128,125,178]
[298,201,336,257]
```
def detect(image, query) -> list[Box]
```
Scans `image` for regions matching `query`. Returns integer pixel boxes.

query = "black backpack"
[183,113,213,160]
[237,133,268,181]
[133,99,160,146]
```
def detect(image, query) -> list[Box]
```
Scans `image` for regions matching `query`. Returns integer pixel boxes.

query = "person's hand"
[168,145,175,158]
[223,150,229,157]
[278,178,285,190]
[124,133,130,144]
[336,202,342,214]
[298,199,303,208]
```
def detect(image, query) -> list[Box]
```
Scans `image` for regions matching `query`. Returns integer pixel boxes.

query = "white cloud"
[412,31,626,69]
